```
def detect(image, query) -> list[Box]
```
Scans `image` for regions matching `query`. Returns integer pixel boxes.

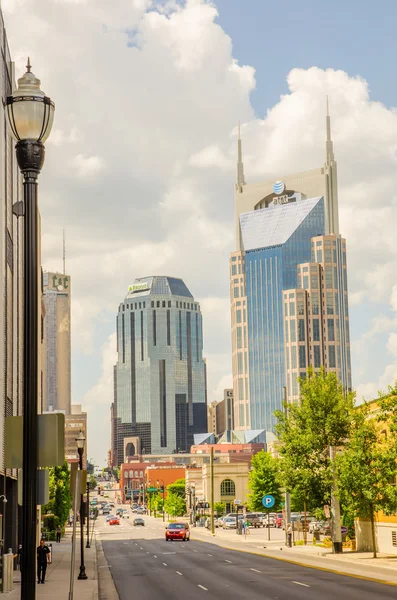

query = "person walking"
[37,539,50,584]
[56,526,62,543]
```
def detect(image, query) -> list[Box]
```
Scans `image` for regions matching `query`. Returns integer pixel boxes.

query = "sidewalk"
[191,525,397,585]
[7,529,98,599]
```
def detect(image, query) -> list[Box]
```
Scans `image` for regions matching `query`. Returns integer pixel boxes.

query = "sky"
[3,0,397,466]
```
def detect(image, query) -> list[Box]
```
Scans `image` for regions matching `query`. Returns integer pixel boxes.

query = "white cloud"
[4,1,397,461]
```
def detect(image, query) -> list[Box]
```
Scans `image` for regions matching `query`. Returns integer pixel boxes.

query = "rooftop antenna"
[63,229,66,274]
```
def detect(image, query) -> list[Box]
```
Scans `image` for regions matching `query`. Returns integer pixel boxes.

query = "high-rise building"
[0,15,23,552]
[43,271,71,414]
[113,276,207,462]
[207,389,234,436]
[230,108,351,431]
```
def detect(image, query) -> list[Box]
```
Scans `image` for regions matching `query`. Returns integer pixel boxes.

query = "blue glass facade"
[114,276,207,457]
[243,198,325,431]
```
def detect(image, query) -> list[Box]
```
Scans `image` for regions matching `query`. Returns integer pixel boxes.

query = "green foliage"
[166,478,185,498]
[275,368,354,511]
[89,474,97,490]
[42,461,71,528]
[148,492,163,512]
[214,502,226,516]
[248,450,282,511]
[337,401,397,521]
[164,492,186,517]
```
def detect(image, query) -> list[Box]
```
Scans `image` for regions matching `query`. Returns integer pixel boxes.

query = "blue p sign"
[262,494,275,508]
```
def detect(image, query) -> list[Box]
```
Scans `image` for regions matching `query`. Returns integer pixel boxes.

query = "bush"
[294,539,305,545]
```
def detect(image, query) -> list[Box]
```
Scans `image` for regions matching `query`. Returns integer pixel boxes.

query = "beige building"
[65,404,87,467]
[284,234,351,401]
[231,109,344,430]
[43,271,71,414]
[207,389,234,436]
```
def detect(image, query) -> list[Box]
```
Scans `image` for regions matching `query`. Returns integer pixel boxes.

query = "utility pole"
[210,447,215,535]
[283,387,291,546]
[330,445,342,553]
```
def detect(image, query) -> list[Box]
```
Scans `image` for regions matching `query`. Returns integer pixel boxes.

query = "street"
[98,510,396,600]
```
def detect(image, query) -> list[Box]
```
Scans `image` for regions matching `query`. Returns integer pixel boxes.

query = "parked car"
[320,521,331,535]
[165,523,190,541]
[245,513,262,528]
[109,517,120,526]
[262,514,275,528]
[133,518,145,526]
[106,514,116,522]
[103,507,110,515]
[309,520,324,534]
[223,517,237,529]
[204,517,219,528]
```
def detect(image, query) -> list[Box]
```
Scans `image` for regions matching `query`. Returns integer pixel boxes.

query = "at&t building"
[230,109,352,432]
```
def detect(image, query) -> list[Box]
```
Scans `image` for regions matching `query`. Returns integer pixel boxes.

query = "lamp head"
[76,430,85,451]
[6,58,54,144]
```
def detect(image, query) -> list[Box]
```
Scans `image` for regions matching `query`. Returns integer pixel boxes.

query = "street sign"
[147,487,157,492]
[262,494,275,508]
[234,499,241,505]
[324,504,330,519]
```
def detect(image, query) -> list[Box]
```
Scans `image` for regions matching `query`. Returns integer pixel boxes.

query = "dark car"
[133,518,145,526]
[165,523,190,541]
[245,513,262,528]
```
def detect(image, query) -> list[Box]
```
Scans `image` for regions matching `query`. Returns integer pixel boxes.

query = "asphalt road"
[98,512,397,600]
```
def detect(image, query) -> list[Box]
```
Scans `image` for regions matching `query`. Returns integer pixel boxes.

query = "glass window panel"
[289,302,295,316]
[327,318,335,342]
[290,320,296,342]
[298,319,305,342]
[299,346,306,368]
[314,345,321,368]
[329,345,336,368]
[312,319,320,342]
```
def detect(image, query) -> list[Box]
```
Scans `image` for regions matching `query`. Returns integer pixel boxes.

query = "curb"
[96,538,119,600]
[191,535,397,587]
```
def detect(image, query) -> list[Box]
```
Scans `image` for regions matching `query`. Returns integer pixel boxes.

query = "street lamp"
[156,479,165,522]
[76,431,87,580]
[6,58,54,600]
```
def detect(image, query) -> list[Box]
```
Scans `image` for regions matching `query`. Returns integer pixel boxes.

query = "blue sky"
[215,0,397,115]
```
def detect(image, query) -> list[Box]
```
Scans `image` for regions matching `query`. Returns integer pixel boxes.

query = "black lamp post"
[76,431,87,580]
[86,482,90,549]
[156,479,165,522]
[6,58,54,600]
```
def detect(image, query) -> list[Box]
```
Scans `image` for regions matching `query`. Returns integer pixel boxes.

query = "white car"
[223,517,237,529]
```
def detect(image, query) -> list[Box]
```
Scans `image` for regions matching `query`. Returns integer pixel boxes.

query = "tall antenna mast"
[63,229,66,274]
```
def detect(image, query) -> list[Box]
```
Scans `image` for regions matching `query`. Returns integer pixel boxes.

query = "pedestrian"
[287,522,292,547]
[37,539,50,584]
[69,516,73,527]
[56,526,61,543]
[245,519,250,535]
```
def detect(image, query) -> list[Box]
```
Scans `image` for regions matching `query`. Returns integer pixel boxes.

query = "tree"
[338,400,397,557]
[214,502,226,516]
[89,474,97,490]
[42,461,71,529]
[275,368,354,512]
[166,478,185,498]
[164,492,186,517]
[248,450,282,511]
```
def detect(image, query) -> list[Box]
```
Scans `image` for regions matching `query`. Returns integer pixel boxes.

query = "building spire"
[236,121,246,188]
[325,95,334,162]
[324,96,339,235]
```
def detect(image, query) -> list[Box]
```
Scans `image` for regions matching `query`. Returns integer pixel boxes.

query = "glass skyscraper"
[230,107,352,432]
[113,276,207,461]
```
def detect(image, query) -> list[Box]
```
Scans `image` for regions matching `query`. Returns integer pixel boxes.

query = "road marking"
[176,571,183,576]
[293,581,310,588]
[207,553,212,557]
[163,562,168,566]
[146,552,150,554]
[225,560,232,564]
[250,568,261,573]
[193,549,198,552]
[198,585,208,591]
[154,555,157,559]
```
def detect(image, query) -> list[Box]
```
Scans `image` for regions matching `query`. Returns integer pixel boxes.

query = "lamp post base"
[78,566,88,580]
[85,542,91,549]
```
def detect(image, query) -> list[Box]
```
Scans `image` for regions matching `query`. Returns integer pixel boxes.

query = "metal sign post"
[262,495,275,542]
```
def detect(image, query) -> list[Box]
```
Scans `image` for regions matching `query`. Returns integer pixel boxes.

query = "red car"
[165,523,190,541]
[109,517,120,525]
[274,513,283,528]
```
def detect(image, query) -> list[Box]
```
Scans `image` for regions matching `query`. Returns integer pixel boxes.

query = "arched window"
[220,479,236,497]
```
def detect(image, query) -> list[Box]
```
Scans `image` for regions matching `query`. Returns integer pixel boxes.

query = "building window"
[327,318,335,342]
[167,310,171,346]
[236,309,242,324]
[232,265,237,275]
[298,320,305,342]
[313,319,320,342]
[143,302,146,308]
[329,345,336,368]
[237,326,243,349]
[289,302,295,316]
[299,346,306,368]
[183,302,186,309]
[303,275,309,289]
[168,301,171,308]
[291,347,297,369]
[157,301,160,308]
[290,320,296,343]
[220,479,236,496]
[314,345,321,368]
[162,300,166,308]
[153,310,157,346]
[176,301,179,308]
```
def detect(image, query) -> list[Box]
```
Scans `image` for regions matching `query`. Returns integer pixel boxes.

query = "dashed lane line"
[207,554,212,557]
[250,568,261,573]
[176,571,183,576]
[198,585,208,591]
[154,555,157,559]
[163,562,168,566]
[293,581,310,588]
[225,560,232,564]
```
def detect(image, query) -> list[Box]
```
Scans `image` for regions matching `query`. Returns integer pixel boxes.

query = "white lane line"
[207,553,212,557]
[293,581,310,588]
[146,552,150,554]
[225,560,232,564]
[163,562,168,566]
[193,549,198,553]
[198,585,208,591]
[176,571,183,576]
[250,568,261,573]
[154,555,157,559]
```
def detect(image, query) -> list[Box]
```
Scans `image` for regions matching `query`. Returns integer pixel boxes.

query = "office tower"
[230,106,351,431]
[113,276,207,461]
[207,389,235,437]
[43,271,71,414]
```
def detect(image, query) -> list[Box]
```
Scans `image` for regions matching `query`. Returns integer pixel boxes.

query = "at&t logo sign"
[273,181,285,195]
